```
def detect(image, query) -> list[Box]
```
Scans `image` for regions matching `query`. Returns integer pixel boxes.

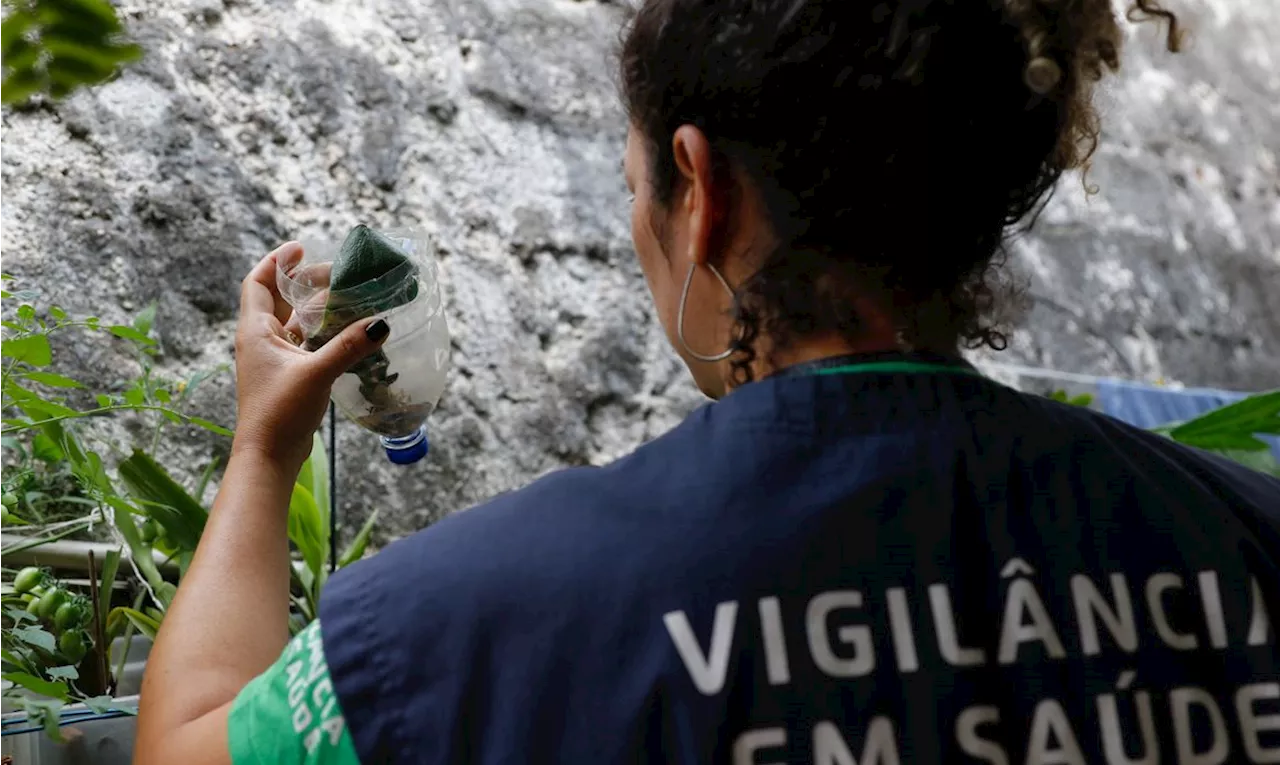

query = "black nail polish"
[366,319,390,343]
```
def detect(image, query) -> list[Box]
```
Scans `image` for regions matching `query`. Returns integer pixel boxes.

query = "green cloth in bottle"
[303,225,419,408]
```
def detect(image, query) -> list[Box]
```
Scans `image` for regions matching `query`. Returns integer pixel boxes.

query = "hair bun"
[1024,56,1063,94]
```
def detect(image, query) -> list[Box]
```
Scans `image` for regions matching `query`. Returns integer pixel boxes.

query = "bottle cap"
[380,426,429,465]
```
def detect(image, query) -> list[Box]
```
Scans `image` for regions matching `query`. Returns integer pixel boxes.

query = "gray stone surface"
[2,0,1277,544]
[975,0,1280,388]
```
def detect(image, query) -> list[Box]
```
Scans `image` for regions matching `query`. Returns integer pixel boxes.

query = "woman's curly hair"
[620,0,1181,383]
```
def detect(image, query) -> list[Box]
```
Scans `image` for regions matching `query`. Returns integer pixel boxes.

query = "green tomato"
[13,567,43,594]
[1,492,16,508]
[54,601,85,631]
[58,630,87,663]
[26,596,42,615]
[139,519,158,544]
[36,588,68,620]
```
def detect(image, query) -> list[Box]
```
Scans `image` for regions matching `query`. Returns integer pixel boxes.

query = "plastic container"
[277,227,450,464]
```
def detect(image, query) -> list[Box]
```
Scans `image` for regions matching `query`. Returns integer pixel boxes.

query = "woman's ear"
[671,125,718,267]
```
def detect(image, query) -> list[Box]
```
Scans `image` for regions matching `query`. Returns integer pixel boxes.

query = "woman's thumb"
[310,319,391,381]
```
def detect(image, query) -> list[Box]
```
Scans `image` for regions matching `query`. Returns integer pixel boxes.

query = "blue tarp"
[1096,378,1280,461]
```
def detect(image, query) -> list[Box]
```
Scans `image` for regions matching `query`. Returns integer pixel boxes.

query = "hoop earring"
[677,261,736,363]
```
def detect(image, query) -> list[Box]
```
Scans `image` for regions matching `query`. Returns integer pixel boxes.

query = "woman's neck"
[736,328,962,384]
[737,328,893,382]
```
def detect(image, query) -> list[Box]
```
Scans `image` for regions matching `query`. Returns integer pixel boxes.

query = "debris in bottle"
[302,224,420,413]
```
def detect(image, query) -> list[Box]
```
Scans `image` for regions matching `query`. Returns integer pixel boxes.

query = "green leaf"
[11,626,56,652]
[42,0,124,29]
[180,364,230,402]
[297,433,330,530]
[123,385,145,406]
[1167,391,1280,450]
[1179,432,1272,452]
[22,696,68,742]
[104,497,164,591]
[21,371,82,389]
[1,646,27,669]
[117,450,207,552]
[40,17,118,47]
[46,53,116,89]
[98,547,121,627]
[161,409,182,424]
[291,558,314,605]
[4,605,37,623]
[1,9,34,56]
[78,450,112,494]
[109,607,159,640]
[154,388,171,403]
[82,695,136,715]
[1067,394,1094,408]
[287,483,325,578]
[1,335,52,366]
[3,672,67,699]
[95,394,113,408]
[188,417,233,437]
[108,325,155,345]
[338,510,379,568]
[194,457,220,504]
[17,304,35,321]
[132,302,157,336]
[49,306,67,321]
[31,431,63,462]
[154,581,177,607]
[1206,448,1280,477]
[16,398,77,420]
[41,418,86,469]
[46,665,78,680]
[82,695,113,713]
[1,39,41,77]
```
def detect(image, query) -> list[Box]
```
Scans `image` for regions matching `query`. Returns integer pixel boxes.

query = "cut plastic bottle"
[277,225,450,464]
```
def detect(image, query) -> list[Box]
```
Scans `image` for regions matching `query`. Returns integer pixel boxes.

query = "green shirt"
[228,620,361,765]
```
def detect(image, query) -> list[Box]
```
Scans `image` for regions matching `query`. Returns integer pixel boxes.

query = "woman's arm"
[134,245,386,765]
[132,452,296,764]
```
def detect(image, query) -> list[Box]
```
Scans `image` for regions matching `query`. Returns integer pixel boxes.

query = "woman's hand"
[230,242,389,475]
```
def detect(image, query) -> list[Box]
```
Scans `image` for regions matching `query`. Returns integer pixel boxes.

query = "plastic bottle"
[277,226,450,464]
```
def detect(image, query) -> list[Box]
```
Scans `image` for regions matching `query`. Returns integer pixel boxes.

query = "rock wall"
[987,0,1280,390]
[2,0,1277,543]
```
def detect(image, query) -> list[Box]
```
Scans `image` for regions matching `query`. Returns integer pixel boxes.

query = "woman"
[137,1,1280,763]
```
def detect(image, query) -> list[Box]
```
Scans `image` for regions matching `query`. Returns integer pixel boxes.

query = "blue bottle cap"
[380,426,429,465]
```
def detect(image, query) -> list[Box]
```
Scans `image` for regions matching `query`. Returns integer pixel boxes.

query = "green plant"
[1153,390,1280,478]
[1,276,230,717]
[287,433,378,634]
[1,554,125,741]
[1,277,380,739]
[2,275,230,561]
[1047,387,1280,477]
[96,433,376,643]
[1046,389,1095,408]
[1,0,143,107]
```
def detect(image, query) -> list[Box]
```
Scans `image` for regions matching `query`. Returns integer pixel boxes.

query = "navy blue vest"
[321,357,1280,763]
